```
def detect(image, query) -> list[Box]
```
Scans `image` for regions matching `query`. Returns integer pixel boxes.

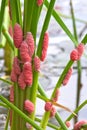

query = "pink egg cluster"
[74,120,87,130]
[13,23,23,48]
[24,100,34,114]
[62,68,73,86]
[37,0,43,6]
[53,89,60,102]
[10,86,14,103]
[65,121,71,128]
[40,32,49,61]
[70,43,84,61]
[10,23,49,119]
[44,101,56,118]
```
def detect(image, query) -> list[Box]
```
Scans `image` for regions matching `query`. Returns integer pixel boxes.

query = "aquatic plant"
[0,0,87,130]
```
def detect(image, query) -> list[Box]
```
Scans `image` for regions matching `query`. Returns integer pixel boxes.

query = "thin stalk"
[0,102,9,108]
[35,117,59,130]
[75,61,82,123]
[37,0,56,57]
[37,94,48,102]
[66,100,87,121]
[38,82,47,97]
[11,83,20,130]
[57,12,87,24]
[0,77,13,85]
[1,6,9,47]
[0,95,43,130]
[2,25,14,50]
[55,113,68,130]
[40,112,50,129]
[81,34,87,44]
[38,83,68,130]
[40,60,73,129]
[29,72,39,120]
[5,110,10,130]
[30,1,43,41]
[52,60,73,98]
[44,0,78,46]
[70,0,82,123]
[23,0,35,35]
[70,0,78,41]
[0,0,6,35]
[10,0,22,27]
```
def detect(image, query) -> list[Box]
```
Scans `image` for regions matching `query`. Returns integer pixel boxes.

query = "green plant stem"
[0,102,9,108]
[30,1,43,41]
[5,110,10,130]
[37,0,56,57]
[11,83,19,130]
[10,0,22,27]
[70,0,82,124]
[81,34,87,44]
[38,82,47,97]
[40,60,73,129]
[23,0,35,35]
[40,112,51,129]
[1,6,9,47]
[81,124,87,129]
[35,117,59,130]
[38,84,68,130]
[2,25,14,50]
[55,113,68,130]
[52,60,73,98]
[30,72,39,120]
[70,0,78,41]
[0,95,43,130]
[0,0,6,35]
[0,77,13,85]
[66,100,87,121]
[57,12,87,24]
[37,94,48,102]
[44,0,78,46]
[75,61,82,123]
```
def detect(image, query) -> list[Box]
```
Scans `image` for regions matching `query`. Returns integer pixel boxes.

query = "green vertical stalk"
[38,84,68,130]
[70,0,78,41]
[37,0,56,57]
[29,72,39,120]
[40,60,73,129]
[70,0,82,123]
[5,110,10,130]
[74,61,82,123]
[10,0,22,27]
[0,0,6,35]
[23,0,35,35]
[11,83,20,130]
[30,1,43,41]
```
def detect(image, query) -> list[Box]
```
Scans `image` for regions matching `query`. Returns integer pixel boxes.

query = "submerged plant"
[0,0,87,130]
